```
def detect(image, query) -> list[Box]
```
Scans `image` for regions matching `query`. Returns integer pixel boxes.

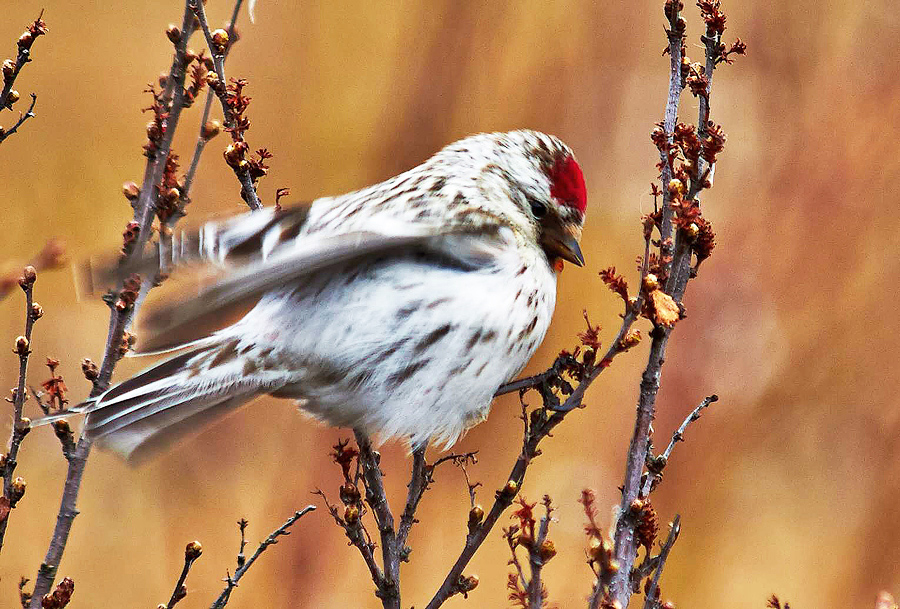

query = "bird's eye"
[529,198,548,219]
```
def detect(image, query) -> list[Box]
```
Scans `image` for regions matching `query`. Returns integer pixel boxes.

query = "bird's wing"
[76,204,313,295]
[138,226,498,352]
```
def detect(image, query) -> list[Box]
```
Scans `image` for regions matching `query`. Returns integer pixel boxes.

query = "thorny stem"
[640,516,681,609]
[210,506,316,609]
[0,270,37,552]
[190,0,262,211]
[28,1,253,605]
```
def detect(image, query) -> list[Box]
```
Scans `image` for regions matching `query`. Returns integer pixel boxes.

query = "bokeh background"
[2,1,898,607]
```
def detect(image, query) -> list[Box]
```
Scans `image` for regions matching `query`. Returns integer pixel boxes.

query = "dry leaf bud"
[81,358,99,381]
[17,33,33,48]
[158,72,169,88]
[165,187,181,202]
[629,498,644,513]
[539,539,557,562]
[201,120,221,140]
[146,120,162,141]
[11,477,26,501]
[468,504,484,527]
[185,540,203,560]
[122,181,140,200]
[642,273,659,292]
[2,59,14,79]
[14,336,29,356]
[30,302,43,320]
[5,88,20,106]
[458,574,479,593]
[502,480,518,495]
[166,24,181,44]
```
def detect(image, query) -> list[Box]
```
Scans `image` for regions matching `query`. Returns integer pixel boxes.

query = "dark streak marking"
[466,330,482,350]
[210,338,241,368]
[415,323,452,354]
[387,359,430,388]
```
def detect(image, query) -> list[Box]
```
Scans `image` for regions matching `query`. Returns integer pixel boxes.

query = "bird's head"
[446,130,587,270]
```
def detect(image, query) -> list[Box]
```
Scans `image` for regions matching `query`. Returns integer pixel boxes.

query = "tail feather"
[31,338,289,463]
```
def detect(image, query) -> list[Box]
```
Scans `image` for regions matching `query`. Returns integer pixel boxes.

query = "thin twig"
[397,446,427,552]
[0,93,37,144]
[641,394,718,497]
[314,488,387,590]
[210,506,316,609]
[166,542,202,609]
[527,499,553,609]
[641,515,681,609]
[0,267,38,552]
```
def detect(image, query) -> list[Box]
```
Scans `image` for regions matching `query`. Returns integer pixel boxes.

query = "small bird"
[41,130,587,462]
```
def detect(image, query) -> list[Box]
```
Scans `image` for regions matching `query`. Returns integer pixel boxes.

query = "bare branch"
[210,506,316,609]
[0,93,37,144]
[642,394,718,497]
[0,266,38,552]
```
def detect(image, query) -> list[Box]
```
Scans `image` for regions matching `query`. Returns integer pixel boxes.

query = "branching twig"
[0,11,47,143]
[189,0,262,210]
[0,93,37,144]
[354,430,401,609]
[0,266,38,552]
[210,506,316,609]
[642,394,718,497]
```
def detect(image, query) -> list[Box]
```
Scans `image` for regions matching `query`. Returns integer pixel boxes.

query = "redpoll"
[40,130,587,462]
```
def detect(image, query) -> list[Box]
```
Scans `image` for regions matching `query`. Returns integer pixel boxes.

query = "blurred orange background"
[2,1,898,607]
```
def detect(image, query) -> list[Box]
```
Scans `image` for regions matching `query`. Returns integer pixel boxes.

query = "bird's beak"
[541,223,585,267]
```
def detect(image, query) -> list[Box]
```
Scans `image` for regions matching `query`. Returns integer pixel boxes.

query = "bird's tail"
[31,337,285,463]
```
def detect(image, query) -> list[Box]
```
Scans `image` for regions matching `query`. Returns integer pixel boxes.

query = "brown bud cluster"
[211,29,230,52]
[81,358,99,381]
[10,476,26,502]
[40,577,74,609]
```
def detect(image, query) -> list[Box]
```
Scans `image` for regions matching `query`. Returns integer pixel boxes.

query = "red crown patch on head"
[549,155,587,215]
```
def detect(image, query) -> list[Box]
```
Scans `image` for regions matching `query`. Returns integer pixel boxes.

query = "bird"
[37,130,587,463]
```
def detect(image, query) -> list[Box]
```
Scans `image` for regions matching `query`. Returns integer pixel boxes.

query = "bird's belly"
[240,255,557,447]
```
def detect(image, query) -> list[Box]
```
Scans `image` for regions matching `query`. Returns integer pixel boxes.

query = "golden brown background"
[2,1,898,607]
